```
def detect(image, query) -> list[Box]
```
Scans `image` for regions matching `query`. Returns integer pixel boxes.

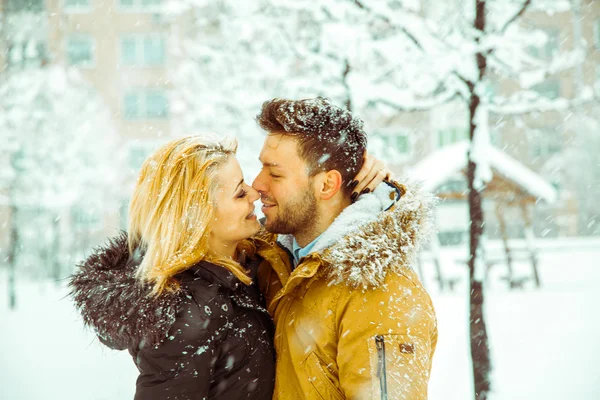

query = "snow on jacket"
[69,233,275,400]
[255,181,438,400]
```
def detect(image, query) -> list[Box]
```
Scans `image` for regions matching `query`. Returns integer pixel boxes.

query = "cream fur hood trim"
[278,181,436,289]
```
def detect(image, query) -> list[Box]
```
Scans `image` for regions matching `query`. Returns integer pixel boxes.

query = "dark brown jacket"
[69,233,275,400]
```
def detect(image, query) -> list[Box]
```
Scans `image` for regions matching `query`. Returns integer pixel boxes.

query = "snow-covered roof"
[408,141,558,203]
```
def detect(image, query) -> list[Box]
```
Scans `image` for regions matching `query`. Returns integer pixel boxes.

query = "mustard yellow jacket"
[256,183,438,400]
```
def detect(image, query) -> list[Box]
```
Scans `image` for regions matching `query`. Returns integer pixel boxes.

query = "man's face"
[252,134,318,235]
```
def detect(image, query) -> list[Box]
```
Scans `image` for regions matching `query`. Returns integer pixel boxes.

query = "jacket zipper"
[375,335,388,400]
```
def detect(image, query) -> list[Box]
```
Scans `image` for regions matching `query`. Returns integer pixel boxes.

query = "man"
[252,97,437,399]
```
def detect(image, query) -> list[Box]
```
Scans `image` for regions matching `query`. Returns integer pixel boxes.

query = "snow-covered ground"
[1,238,599,400]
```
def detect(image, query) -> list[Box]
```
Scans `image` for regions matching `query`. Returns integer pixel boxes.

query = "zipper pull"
[375,335,384,349]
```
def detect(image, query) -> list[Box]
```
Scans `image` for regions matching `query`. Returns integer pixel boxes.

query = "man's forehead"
[260,134,298,165]
[266,133,285,149]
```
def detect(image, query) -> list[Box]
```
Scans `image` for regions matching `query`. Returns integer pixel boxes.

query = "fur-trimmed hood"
[277,181,436,289]
[68,232,183,349]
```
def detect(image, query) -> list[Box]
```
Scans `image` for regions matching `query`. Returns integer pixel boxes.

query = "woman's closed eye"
[237,189,248,199]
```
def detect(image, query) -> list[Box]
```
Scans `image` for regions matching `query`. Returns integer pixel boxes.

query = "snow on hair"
[256,97,367,195]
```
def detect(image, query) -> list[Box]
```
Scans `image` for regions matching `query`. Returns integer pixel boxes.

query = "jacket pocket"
[370,334,432,400]
[303,352,344,400]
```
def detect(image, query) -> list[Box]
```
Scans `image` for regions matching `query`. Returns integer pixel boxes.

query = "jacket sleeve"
[136,293,229,399]
[335,271,437,400]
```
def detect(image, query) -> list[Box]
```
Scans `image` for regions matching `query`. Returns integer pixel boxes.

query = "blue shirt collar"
[291,233,323,267]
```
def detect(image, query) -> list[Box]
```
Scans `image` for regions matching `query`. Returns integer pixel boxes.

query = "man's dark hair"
[256,97,367,196]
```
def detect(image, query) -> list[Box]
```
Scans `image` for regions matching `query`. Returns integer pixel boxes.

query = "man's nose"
[252,171,267,193]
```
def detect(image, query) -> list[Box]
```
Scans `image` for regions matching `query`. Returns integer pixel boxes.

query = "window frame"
[63,0,93,13]
[373,129,412,161]
[528,28,560,61]
[66,34,96,68]
[116,0,162,13]
[436,127,469,148]
[529,128,562,159]
[531,79,560,100]
[123,89,169,120]
[119,33,166,68]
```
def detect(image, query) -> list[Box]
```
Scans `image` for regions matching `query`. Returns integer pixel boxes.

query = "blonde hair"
[128,135,254,296]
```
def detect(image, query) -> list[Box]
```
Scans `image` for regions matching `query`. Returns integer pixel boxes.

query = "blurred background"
[1,0,599,399]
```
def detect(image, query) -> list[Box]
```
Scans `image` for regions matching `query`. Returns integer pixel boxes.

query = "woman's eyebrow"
[232,178,244,195]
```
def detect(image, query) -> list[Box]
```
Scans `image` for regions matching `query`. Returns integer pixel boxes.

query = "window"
[528,29,559,60]
[436,178,467,194]
[7,41,48,69]
[118,0,162,11]
[437,128,469,148]
[124,90,168,119]
[64,0,91,12]
[530,129,562,158]
[120,35,166,67]
[371,131,411,160]
[6,0,44,12]
[390,134,410,154]
[67,35,94,67]
[532,79,560,100]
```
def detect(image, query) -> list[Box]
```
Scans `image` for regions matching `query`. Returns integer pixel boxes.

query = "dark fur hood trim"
[68,232,183,349]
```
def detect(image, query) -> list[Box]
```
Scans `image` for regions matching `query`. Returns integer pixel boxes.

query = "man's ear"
[317,170,343,200]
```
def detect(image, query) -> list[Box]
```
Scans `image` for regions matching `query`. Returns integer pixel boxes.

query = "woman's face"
[209,156,261,256]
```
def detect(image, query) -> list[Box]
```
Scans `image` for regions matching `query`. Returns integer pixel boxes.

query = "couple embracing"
[70,97,437,400]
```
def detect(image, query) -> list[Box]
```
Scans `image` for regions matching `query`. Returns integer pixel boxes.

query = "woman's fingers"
[351,154,394,201]
[353,159,384,194]
[349,152,372,200]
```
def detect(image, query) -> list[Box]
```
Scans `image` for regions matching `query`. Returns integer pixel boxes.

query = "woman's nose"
[248,186,260,202]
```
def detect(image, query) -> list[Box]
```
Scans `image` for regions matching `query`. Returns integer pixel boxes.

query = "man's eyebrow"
[260,160,282,168]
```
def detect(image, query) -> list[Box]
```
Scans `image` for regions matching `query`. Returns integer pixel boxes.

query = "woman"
[70,136,275,399]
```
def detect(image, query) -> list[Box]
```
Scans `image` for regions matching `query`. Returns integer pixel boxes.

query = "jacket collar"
[187,261,242,291]
[263,181,436,290]
[276,182,400,255]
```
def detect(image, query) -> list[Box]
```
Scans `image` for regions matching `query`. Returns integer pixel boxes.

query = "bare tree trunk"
[342,59,352,112]
[467,1,492,399]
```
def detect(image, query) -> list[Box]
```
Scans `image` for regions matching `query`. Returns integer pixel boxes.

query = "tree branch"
[489,89,599,115]
[351,0,424,51]
[370,89,462,112]
[497,0,532,34]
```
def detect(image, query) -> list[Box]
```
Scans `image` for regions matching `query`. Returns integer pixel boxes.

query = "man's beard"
[264,187,318,236]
